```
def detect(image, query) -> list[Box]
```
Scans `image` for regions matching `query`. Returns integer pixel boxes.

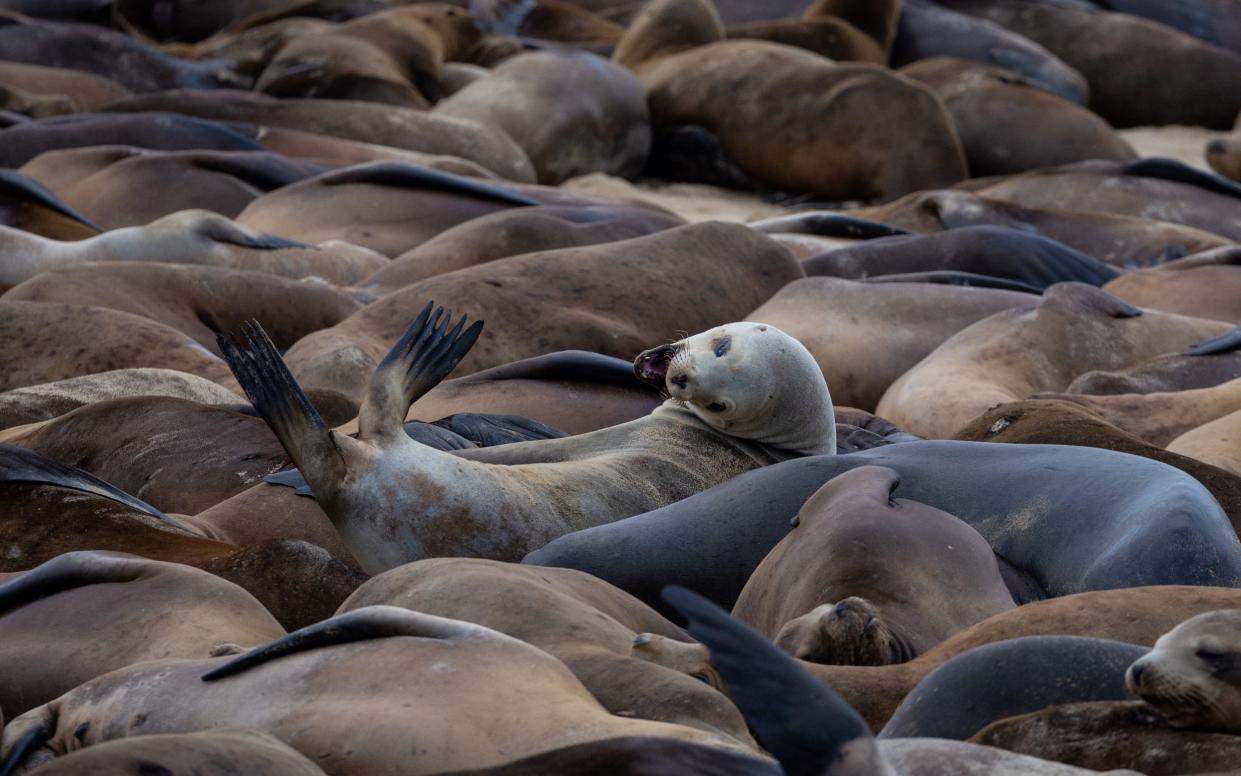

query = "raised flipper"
[202,605,494,681]
[661,586,892,776]
[217,321,345,498]
[1185,326,1241,356]
[359,302,484,441]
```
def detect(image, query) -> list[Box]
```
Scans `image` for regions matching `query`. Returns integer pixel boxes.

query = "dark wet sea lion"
[19,146,324,227]
[900,57,1133,177]
[102,89,536,181]
[434,50,650,184]
[527,441,1241,614]
[363,204,684,293]
[733,466,1015,665]
[5,262,361,356]
[0,551,285,718]
[747,276,1033,411]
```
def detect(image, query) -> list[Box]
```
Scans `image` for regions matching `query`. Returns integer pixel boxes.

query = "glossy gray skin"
[526,441,1241,616]
[879,635,1148,740]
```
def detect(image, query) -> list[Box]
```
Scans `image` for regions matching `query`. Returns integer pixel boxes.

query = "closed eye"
[713,336,731,357]
[706,402,726,412]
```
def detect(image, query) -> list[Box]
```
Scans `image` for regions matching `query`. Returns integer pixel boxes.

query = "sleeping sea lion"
[1127,609,1241,732]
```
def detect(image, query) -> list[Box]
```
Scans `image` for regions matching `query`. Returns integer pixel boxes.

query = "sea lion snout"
[633,343,680,389]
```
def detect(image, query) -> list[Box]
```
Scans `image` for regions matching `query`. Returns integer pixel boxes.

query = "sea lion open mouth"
[633,344,679,389]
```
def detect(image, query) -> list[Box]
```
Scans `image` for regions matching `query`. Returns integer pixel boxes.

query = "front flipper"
[359,302,484,442]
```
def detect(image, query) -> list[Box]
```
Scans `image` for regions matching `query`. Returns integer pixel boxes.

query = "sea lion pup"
[1127,609,1241,732]
[219,304,835,573]
[0,210,387,288]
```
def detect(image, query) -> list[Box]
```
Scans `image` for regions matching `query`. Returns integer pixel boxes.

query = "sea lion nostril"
[671,374,688,388]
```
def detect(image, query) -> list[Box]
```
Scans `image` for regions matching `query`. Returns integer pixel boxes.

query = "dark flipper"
[0,552,148,616]
[661,586,882,776]
[432,413,565,446]
[359,302,484,440]
[1186,326,1241,356]
[749,212,910,239]
[202,605,486,681]
[0,721,49,776]
[0,169,102,232]
[0,443,181,529]
[217,321,345,494]
[198,218,312,251]
[861,271,1043,294]
[317,161,541,206]
[1123,157,1241,201]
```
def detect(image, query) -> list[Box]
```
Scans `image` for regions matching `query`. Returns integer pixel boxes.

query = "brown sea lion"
[973,159,1241,243]
[0,607,752,775]
[1068,327,1241,395]
[248,124,497,175]
[102,89,536,181]
[875,283,1231,438]
[732,467,1015,665]
[0,79,71,119]
[900,57,1134,177]
[0,551,285,718]
[1207,123,1241,183]
[0,444,364,629]
[363,204,684,294]
[0,61,130,112]
[234,161,601,256]
[0,210,388,288]
[338,557,754,743]
[849,189,1233,268]
[970,701,1241,775]
[954,400,1241,534]
[5,262,361,356]
[29,730,327,776]
[281,222,801,403]
[613,0,966,201]
[1169,409,1241,479]
[0,169,100,243]
[1127,609,1241,732]
[0,301,236,392]
[747,276,1033,411]
[1103,247,1241,324]
[724,7,886,66]
[18,146,324,227]
[434,50,650,184]
[937,0,1241,128]
[0,369,244,430]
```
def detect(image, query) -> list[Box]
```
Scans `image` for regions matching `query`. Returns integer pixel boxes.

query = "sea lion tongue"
[633,344,678,389]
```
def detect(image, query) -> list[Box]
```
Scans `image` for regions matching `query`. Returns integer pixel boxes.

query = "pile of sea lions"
[4,0,1241,773]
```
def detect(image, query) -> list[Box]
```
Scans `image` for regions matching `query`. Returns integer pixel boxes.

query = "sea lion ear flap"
[661,586,887,776]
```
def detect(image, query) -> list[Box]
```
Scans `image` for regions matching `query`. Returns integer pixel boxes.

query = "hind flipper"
[217,321,345,496]
[359,302,484,442]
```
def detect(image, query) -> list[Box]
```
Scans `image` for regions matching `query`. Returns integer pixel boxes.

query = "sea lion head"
[1207,135,1241,183]
[1126,609,1241,732]
[634,322,836,455]
[774,598,906,666]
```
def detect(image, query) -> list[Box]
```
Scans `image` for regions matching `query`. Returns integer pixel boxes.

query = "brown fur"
[724,18,884,64]
[1170,409,1241,478]
[0,62,130,112]
[1104,250,1241,324]
[1207,126,1241,183]
[29,730,326,775]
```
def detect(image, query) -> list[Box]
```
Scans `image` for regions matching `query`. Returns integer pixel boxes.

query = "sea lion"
[732,467,1015,665]
[1127,609,1241,732]
[434,50,650,184]
[0,368,244,430]
[954,400,1241,531]
[0,444,364,629]
[658,586,1128,775]
[363,204,684,293]
[112,0,309,42]
[234,161,602,256]
[723,0,892,66]
[527,441,1241,613]
[800,225,1120,289]
[18,146,324,227]
[937,0,1241,128]
[973,159,1241,243]
[5,262,361,356]
[0,210,388,288]
[1103,247,1241,324]
[338,557,755,742]
[891,0,1089,105]
[747,277,1034,410]
[1092,0,1241,54]
[101,89,536,181]
[0,607,751,775]
[0,61,131,112]
[969,701,1241,775]
[281,221,801,404]
[1169,409,1241,479]
[0,551,285,718]
[875,283,1231,438]
[0,169,100,243]
[849,189,1233,268]
[899,57,1134,177]
[1068,326,1241,395]
[613,0,966,201]
[444,736,779,776]
[28,730,327,776]
[1207,123,1241,183]
[220,305,834,572]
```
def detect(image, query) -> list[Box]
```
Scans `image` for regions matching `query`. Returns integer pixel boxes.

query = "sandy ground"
[565,125,1223,224]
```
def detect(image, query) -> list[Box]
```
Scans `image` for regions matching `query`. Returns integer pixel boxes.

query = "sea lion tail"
[217,320,345,494]
[661,586,890,776]
[358,302,484,441]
